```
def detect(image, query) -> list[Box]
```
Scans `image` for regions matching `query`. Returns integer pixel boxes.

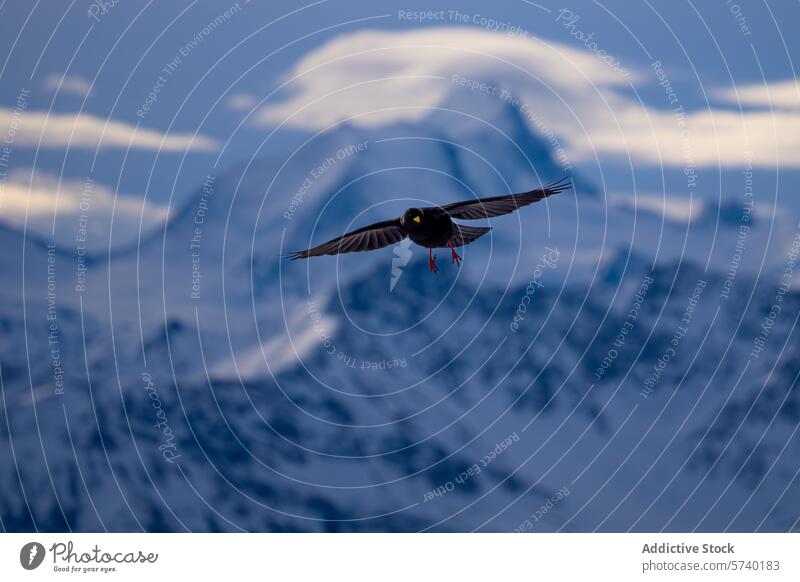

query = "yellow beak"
[413,215,421,223]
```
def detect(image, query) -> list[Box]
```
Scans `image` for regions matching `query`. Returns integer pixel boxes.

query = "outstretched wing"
[439,177,571,220]
[288,218,405,260]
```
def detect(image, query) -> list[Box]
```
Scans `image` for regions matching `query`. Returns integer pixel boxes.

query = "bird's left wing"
[438,177,571,220]
[288,218,405,259]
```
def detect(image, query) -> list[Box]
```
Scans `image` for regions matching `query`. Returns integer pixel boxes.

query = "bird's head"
[402,208,424,228]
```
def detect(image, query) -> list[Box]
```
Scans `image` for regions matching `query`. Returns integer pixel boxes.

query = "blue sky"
[0,0,798,245]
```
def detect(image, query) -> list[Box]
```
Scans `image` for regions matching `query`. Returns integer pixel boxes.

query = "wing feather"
[439,177,571,220]
[288,219,406,260]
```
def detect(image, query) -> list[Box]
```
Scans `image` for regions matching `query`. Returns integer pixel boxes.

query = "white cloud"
[0,168,170,249]
[610,193,699,223]
[256,27,633,130]
[43,74,93,97]
[255,27,800,168]
[570,105,800,168]
[226,93,257,111]
[0,108,218,151]
[713,79,800,110]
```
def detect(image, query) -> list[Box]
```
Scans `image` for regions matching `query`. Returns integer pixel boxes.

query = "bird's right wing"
[288,219,406,259]
[439,177,571,220]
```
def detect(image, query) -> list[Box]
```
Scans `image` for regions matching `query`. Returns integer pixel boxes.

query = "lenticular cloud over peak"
[256,26,800,168]
[256,26,634,131]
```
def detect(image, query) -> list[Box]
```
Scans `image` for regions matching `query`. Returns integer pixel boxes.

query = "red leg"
[428,248,439,273]
[447,240,462,266]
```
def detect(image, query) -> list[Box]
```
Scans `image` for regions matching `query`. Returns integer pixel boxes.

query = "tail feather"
[449,224,492,248]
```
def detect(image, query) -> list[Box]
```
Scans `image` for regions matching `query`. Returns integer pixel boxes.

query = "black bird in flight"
[288,177,571,272]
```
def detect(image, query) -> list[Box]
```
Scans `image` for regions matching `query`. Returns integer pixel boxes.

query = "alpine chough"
[288,177,571,272]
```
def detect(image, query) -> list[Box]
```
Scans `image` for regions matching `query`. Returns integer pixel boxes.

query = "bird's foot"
[428,250,439,273]
[448,241,462,266]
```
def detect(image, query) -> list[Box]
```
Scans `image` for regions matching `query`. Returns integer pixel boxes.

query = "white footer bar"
[1,533,796,581]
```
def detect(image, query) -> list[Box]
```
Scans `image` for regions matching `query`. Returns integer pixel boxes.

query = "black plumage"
[288,177,571,271]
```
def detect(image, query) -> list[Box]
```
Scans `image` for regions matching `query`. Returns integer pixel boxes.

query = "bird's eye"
[413,215,421,223]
